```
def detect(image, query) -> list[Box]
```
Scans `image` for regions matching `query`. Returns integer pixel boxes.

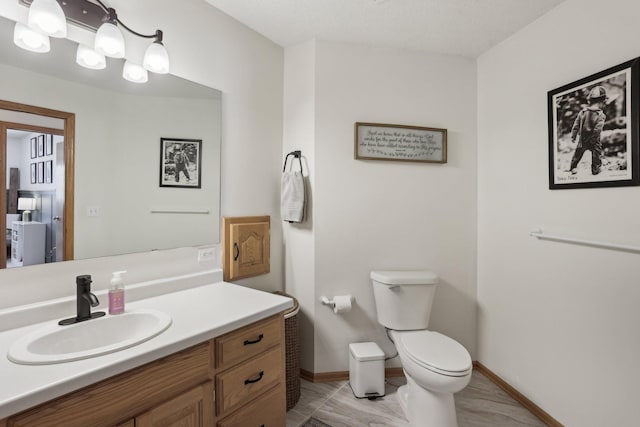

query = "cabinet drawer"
[216,346,284,416]
[217,384,285,427]
[215,315,282,370]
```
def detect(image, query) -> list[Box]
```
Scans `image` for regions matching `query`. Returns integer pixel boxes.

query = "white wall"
[0,0,284,306]
[284,40,477,372]
[477,0,640,425]
[283,40,317,371]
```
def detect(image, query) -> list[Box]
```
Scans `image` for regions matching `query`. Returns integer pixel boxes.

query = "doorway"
[0,100,74,269]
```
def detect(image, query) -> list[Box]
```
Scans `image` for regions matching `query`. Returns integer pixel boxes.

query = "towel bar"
[530,228,640,253]
[150,209,210,214]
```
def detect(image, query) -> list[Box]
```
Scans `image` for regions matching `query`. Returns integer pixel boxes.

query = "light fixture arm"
[91,0,162,42]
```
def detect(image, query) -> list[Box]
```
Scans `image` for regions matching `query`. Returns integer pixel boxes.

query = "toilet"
[371,270,472,427]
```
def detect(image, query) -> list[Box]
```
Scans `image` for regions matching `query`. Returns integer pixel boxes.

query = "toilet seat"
[394,330,472,377]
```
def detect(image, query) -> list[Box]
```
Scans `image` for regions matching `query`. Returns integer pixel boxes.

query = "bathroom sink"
[7,309,172,365]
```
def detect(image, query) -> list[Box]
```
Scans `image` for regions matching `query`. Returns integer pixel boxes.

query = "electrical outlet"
[86,206,100,217]
[198,247,215,262]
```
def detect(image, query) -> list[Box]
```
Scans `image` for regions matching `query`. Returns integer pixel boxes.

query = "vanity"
[0,275,292,427]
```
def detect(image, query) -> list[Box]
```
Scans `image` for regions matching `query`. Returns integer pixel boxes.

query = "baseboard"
[300,367,405,383]
[301,363,562,427]
[474,362,563,427]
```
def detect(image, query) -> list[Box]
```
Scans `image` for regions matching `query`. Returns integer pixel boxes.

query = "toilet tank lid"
[370,270,439,285]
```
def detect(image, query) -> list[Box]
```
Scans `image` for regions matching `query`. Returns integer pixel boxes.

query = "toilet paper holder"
[320,295,355,308]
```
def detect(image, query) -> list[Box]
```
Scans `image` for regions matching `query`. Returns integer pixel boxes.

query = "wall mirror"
[0,15,221,270]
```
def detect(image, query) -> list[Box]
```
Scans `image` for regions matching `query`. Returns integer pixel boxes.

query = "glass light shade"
[76,44,106,70]
[27,0,67,38]
[122,61,148,83]
[13,22,50,53]
[143,42,170,74]
[95,22,125,58]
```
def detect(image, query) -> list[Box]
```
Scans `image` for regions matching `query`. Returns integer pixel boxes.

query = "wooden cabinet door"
[222,216,270,281]
[136,382,214,427]
[114,421,135,427]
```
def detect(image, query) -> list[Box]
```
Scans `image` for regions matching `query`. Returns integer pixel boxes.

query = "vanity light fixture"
[122,60,148,83]
[93,8,125,59]
[13,21,50,53]
[76,43,106,69]
[16,0,170,81]
[27,0,67,38]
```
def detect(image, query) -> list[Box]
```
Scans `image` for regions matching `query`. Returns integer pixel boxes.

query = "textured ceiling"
[204,0,565,57]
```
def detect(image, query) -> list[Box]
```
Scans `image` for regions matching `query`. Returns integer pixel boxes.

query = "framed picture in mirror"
[30,137,37,159]
[45,135,53,156]
[30,163,36,184]
[37,135,44,157]
[159,138,202,188]
[45,160,53,184]
[37,162,44,184]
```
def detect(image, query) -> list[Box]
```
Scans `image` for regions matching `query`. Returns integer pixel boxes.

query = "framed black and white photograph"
[45,160,53,184]
[159,138,202,188]
[548,57,640,189]
[30,137,37,159]
[37,161,44,184]
[30,163,36,184]
[37,134,45,157]
[45,134,53,156]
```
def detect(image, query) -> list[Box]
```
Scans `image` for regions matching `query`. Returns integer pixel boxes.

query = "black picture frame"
[548,57,640,189]
[37,161,44,184]
[30,137,37,159]
[30,163,36,184]
[45,134,53,156]
[45,160,53,184]
[37,134,45,157]
[159,138,203,188]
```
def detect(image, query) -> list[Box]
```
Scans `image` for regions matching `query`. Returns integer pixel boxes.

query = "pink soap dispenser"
[108,270,127,315]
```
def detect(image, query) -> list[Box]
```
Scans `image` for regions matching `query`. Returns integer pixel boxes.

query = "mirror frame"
[0,99,74,267]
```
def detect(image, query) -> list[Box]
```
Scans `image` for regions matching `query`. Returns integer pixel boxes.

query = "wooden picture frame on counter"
[354,122,447,164]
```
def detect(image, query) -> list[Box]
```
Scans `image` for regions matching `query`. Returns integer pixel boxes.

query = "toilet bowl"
[393,329,471,426]
[370,270,472,427]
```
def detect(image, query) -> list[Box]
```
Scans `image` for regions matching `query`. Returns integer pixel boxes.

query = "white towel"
[281,171,305,223]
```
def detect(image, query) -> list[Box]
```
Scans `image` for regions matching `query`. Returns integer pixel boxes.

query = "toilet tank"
[371,270,438,330]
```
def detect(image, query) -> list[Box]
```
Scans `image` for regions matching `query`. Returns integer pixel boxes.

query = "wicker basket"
[274,291,300,411]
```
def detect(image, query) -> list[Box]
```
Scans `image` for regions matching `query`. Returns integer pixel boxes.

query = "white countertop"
[0,281,293,420]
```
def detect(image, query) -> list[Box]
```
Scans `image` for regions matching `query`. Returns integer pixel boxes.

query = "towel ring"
[283,150,303,173]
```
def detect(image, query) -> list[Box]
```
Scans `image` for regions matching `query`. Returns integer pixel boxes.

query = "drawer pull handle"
[244,334,264,345]
[244,371,264,385]
[233,243,240,260]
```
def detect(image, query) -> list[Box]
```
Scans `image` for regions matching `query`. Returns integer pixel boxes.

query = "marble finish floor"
[286,371,547,427]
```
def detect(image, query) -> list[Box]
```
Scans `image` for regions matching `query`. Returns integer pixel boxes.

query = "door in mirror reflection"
[0,103,74,269]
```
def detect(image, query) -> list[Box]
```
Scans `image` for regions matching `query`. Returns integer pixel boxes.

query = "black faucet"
[59,275,106,326]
